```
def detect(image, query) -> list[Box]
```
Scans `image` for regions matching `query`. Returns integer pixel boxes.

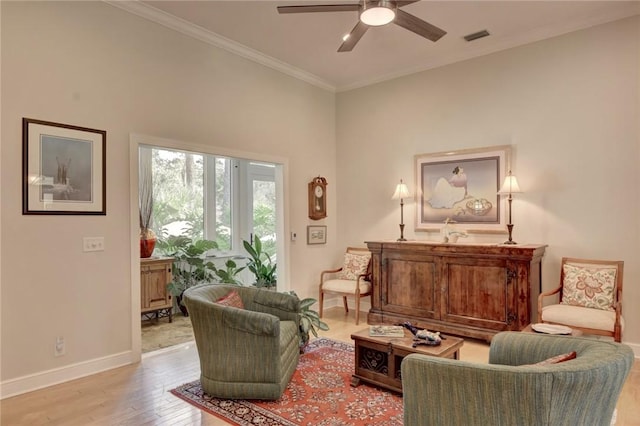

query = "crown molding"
[104,1,336,93]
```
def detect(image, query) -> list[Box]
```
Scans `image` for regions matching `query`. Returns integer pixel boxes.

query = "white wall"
[1,1,337,395]
[336,17,640,345]
[1,1,638,397]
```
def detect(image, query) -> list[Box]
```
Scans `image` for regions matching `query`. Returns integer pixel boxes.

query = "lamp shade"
[498,173,522,194]
[360,1,396,26]
[392,180,411,200]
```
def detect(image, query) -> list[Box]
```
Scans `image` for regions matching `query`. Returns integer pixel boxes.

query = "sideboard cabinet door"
[382,252,438,321]
[441,257,516,331]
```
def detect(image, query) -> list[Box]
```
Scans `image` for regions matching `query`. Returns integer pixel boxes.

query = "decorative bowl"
[466,198,492,216]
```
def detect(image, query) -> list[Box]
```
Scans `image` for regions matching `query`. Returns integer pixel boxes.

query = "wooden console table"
[141,257,174,323]
[366,241,546,341]
[351,328,463,394]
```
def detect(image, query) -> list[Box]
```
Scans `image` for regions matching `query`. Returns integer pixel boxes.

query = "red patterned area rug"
[170,338,403,425]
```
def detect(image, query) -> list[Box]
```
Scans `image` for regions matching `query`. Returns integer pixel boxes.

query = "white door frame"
[129,134,290,360]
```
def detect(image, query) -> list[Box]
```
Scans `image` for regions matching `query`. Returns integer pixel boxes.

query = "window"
[246,162,277,258]
[147,148,206,240]
[140,146,278,258]
[206,156,233,250]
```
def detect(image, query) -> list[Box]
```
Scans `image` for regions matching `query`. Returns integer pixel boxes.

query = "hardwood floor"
[2,307,639,425]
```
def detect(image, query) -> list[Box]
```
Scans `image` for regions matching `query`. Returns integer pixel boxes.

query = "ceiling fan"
[277,0,446,52]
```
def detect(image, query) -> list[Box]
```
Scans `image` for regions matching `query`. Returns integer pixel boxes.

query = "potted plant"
[214,258,246,285]
[299,297,330,350]
[157,235,219,315]
[286,291,329,350]
[243,235,277,289]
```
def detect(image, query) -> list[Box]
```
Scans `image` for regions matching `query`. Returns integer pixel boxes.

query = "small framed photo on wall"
[307,225,327,245]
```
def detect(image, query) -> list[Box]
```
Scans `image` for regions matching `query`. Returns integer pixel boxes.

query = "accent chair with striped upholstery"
[401,331,634,426]
[184,284,301,400]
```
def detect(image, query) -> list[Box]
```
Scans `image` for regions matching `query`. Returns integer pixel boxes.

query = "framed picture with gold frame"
[307,225,327,245]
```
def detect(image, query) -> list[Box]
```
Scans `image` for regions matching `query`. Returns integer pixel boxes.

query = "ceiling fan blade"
[338,21,369,52]
[394,9,446,42]
[277,4,360,14]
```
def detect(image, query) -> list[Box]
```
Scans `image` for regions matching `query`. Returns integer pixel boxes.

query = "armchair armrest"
[352,273,371,296]
[357,271,371,282]
[615,300,622,316]
[613,288,623,340]
[615,287,623,314]
[221,305,281,337]
[539,285,562,298]
[320,267,342,284]
[489,331,580,365]
[538,284,561,322]
[249,289,300,323]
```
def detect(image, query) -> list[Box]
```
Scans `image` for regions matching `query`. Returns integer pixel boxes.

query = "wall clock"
[308,176,327,220]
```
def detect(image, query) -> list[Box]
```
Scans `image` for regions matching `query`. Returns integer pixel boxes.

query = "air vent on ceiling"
[464,30,490,42]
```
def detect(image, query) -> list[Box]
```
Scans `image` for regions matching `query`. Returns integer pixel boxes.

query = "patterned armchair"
[402,332,634,426]
[184,284,300,400]
[538,257,624,342]
[318,247,372,325]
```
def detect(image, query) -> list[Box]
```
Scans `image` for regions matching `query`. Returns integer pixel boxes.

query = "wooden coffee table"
[350,328,464,394]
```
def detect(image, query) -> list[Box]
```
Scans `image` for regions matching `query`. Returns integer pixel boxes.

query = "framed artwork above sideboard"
[414,145,511,234]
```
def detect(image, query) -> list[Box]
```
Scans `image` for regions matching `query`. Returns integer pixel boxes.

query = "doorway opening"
[132,136,287,356]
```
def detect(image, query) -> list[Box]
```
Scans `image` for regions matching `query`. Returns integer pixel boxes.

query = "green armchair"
[401,331,634,426]
[183,284,301,400]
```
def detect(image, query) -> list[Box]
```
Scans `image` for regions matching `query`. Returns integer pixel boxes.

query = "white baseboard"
[624,341,640,358]
[0,351,135,399]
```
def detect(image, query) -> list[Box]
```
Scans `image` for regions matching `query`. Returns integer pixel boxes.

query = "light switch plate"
[83,237,104,252]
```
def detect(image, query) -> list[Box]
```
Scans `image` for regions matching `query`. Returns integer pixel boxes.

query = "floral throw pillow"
[561,264,617,311]
[338,252,371,281]
[215,290,245,309]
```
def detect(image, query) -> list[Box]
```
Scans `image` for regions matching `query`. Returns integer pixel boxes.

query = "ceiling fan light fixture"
[277,0,447,52]
[360,1,396,26]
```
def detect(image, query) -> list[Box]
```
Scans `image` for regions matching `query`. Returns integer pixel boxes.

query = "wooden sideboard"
[365,241,547,341]
[141,257,174,322]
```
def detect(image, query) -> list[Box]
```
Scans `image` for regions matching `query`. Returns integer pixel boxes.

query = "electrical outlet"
[54,336,66,357]
[83,237,104,252]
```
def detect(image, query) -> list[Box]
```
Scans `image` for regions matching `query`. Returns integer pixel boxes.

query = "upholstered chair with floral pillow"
[184,284,300,400]
[318,247,372,325]
[538,257,624,342]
